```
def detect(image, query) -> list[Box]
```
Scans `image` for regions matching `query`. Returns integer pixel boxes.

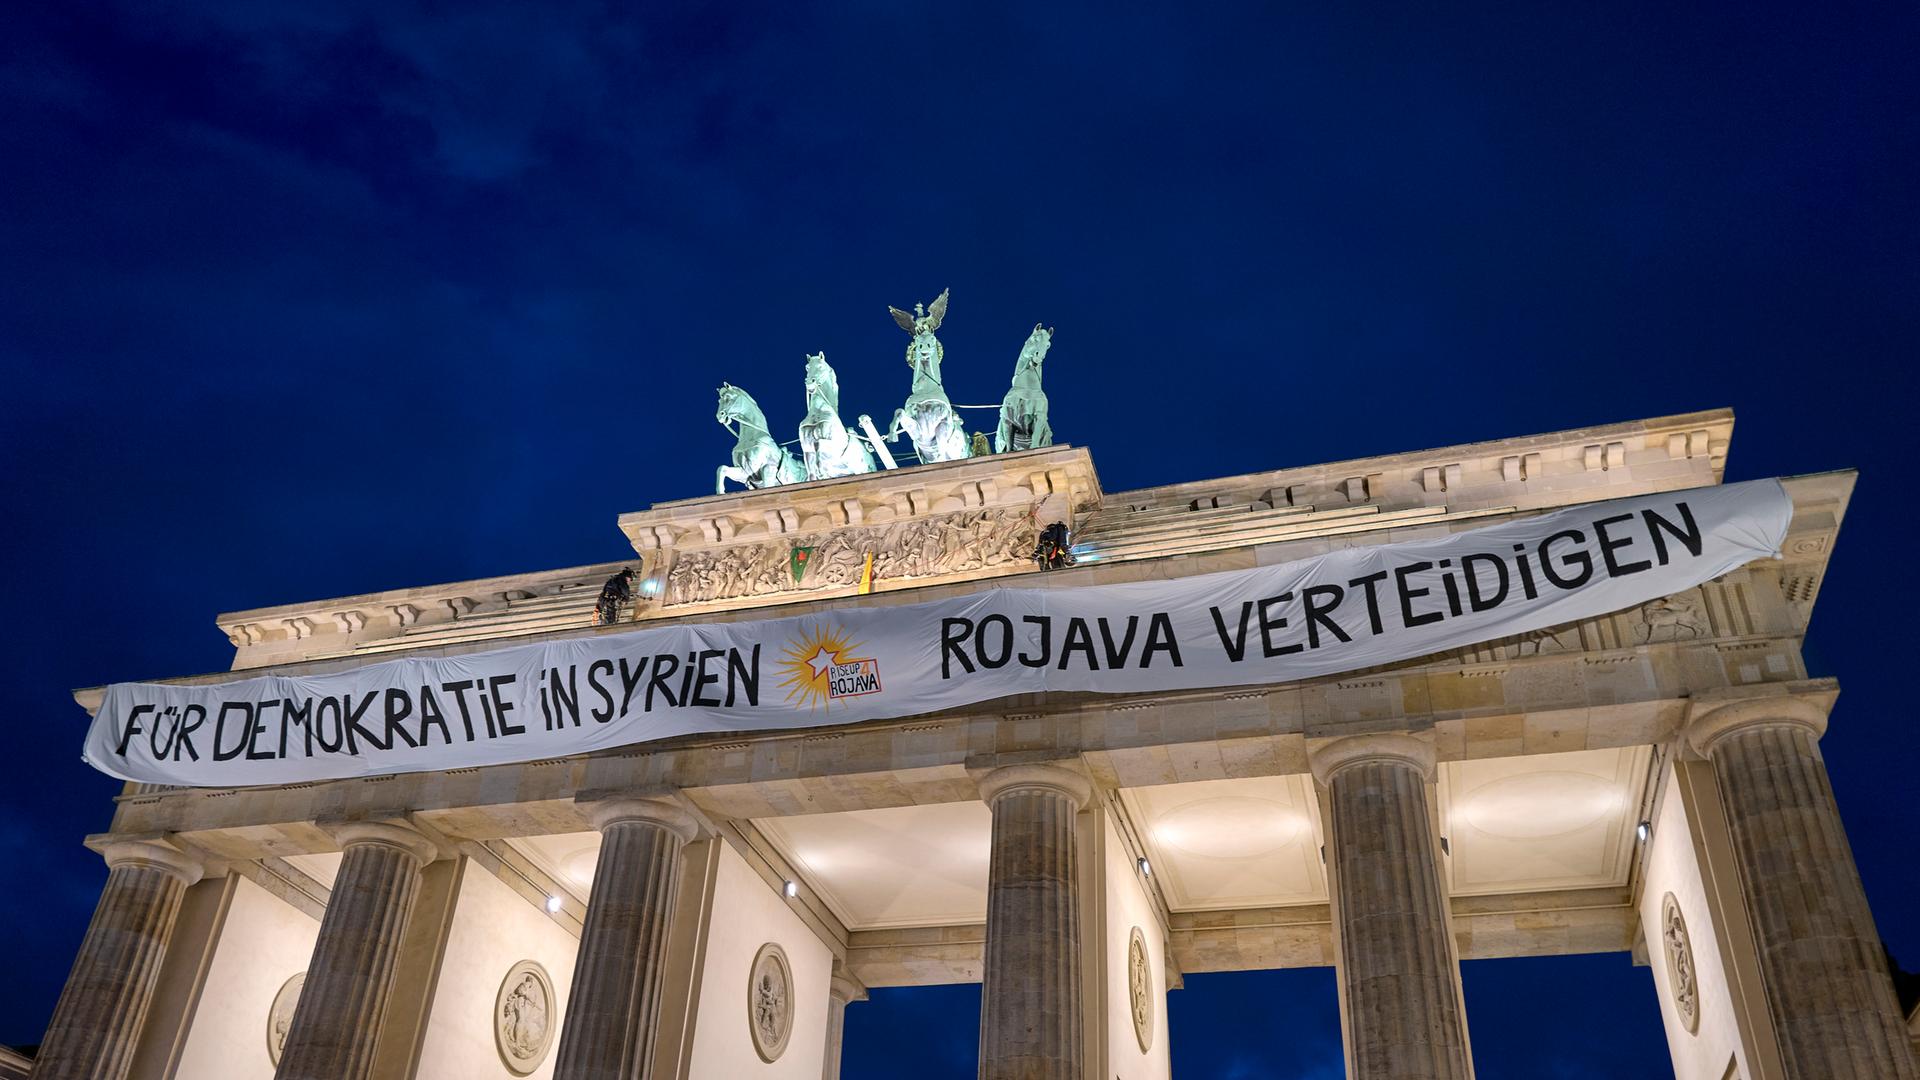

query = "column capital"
[322,819,441,866]
[101,838,203,886]
[583,796,701,841]
[1310,732,1436,786]
[977,763,1092,809]
[829,971,868,1005]
[1687,692,1833,758]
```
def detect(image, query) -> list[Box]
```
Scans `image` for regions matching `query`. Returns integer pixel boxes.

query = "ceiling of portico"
[754,802,993,931]
[284,852,341,890]
[510,831,602,900]
[1437,745,1652,897]
[1121,775,1329,911]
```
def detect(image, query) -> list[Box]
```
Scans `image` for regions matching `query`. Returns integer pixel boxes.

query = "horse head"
[716,382,762,430]
[1017,324,1054,373]
[803,352,838,416]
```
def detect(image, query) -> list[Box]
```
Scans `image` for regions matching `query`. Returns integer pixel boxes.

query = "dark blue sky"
[2,1,1914,1074]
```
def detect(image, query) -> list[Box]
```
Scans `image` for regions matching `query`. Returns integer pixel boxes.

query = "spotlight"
[1136,857,1151,877]
[783,879,799,899]
[1636,821,1652,843]
[545,895,563,914]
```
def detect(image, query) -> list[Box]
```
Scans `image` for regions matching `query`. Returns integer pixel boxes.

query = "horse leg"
[717,465,742,494]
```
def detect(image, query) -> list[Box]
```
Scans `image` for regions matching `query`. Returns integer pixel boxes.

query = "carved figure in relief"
[1512,623,1569,656]
[1661,894,1700,1032]
[499,973,549,1059]
[884,288,971,464]
[754,969,786,1042]
[995,324,1054,453]
[797,352,876,481]
[1640,590,1707,643]
[716,383,805,493]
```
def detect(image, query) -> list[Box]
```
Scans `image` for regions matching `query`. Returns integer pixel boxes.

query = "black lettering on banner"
[677,652,699,707]
[441,681,477,741]
[1211,603,1253,662]
[175,703,206,762]
[1512,544,1540,600]
[282,698,311,758]
[1302,585,1352,649]
[1019,616,1053,668]
[247,700,280,760]
[1098,616,1139,668]
[1141,612,1182,667]
[1438,560,1464,619]
[1395,563,1444,628]
[1349,571,1389,635]
[315,696,345,753]
[941,618,976,678]
[416,688,453,746]
[1461,553,1510,612]
[976,615,1013,669]
[726,645,760,707]
[1257,593,1301,657]
[116,704,153,757]
[1593,513,1651,577]
[213,701,253,761]
[691,650,726,708]
[587,660,616,722]
[1539,530,1594,589]
[344,691,385,753]
[617,657,648,717]
[1643,502,1703,564]
[490,675,523,736]
[383,689,420,749]
[647,653,680,709]
[1059,617,1098,670]
[548,667,581,729]
[148,706,177,760]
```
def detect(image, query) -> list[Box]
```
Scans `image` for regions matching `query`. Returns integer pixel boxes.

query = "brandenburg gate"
[31,407,1920,1079]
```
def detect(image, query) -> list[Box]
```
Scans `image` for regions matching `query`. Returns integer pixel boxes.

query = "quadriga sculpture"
[995,323,1054,453]
[797,352,875,480]
[716,382,804,493]
[884,288,971,464]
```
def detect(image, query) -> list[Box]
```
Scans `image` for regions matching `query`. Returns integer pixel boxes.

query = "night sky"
[3,2,1915,1075]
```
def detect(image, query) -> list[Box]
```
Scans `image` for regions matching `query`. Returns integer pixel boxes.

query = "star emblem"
[806,645,836,679]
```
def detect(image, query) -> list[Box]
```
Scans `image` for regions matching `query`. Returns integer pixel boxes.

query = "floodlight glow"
[1636,821,1652,843]
[1136,857,1151,877]
[783,879,799,899]
[545,895,563,913]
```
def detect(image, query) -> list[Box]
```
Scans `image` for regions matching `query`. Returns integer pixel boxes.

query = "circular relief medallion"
[1128,926,1154,1053]
[494,960,557,1075]
[1660,893,1701,1034]
[747,942,794,1063]
[266,972,305,1066]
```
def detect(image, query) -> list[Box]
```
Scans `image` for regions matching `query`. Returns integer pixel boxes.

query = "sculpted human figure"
[884,288,971,463]
[995,324,1054,453]
[716,382,805,492]
[798,352,876,480]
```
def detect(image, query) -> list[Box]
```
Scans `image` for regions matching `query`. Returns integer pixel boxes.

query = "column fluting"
[274,820,439,1080]
[976,764,1091,1080]
[1313,734,1472,1080]
[822,970,867,1080]
[1690,697,1919,1079]
[34,841,203,1080]
[552,798,698,1080]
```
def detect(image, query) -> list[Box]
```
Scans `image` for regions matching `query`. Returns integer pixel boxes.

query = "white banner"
[84,479,1792,787]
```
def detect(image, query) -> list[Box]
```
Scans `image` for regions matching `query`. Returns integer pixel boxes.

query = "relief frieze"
[663,507,1038,605]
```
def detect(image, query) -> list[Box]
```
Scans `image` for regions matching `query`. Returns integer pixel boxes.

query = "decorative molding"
[1128,925,1154,1052]
[267,972,305,1066]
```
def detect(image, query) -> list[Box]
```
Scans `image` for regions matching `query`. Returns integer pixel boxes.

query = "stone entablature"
[205,412,1779,671]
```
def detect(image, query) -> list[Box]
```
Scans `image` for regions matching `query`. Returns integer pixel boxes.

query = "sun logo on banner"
[776,620,883,709]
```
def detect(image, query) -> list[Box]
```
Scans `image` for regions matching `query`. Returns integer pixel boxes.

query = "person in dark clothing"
[595,568,637,625]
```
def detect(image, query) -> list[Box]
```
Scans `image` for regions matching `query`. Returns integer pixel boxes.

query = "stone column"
[275,820,440,1080]
[553,798,699,1080]
[822,969,867,1080]
[1312,734,1472,1080]
[976,764,1091,1080]
[1689,694,1919,1079]
[35,840,203,1080]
